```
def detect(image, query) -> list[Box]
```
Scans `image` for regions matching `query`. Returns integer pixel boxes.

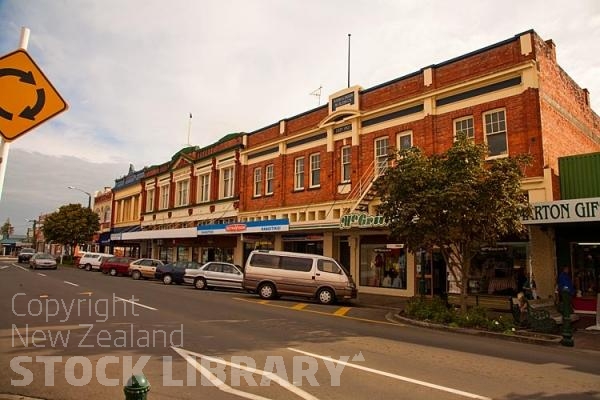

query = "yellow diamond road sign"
[0,49,68,141]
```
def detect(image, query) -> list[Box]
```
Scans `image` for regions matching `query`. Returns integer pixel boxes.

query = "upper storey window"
[484,109,508,157]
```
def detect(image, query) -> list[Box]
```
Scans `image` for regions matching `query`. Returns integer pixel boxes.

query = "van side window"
[251,254,280,269]
[318,260,341,274]
[282,257,312,272]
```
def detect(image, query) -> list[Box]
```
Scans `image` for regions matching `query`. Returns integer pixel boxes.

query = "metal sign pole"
[0,27,30,202]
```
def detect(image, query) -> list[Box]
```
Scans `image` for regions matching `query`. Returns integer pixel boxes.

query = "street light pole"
[26,219,37,251]
[67,186,92,209]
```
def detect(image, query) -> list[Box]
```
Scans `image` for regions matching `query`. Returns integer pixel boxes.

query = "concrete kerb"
[0,395,46,400]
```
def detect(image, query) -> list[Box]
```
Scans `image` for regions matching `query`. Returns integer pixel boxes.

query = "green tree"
[1,218,12,239]
[42,204,100,254]
[374,138,531,312]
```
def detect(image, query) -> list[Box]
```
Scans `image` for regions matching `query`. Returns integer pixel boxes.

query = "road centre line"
[233,297,404,326]
[287,348,492,400]
[114,296,157,311]
[63,281,79,287]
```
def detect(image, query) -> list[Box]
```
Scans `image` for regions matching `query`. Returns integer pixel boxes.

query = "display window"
[571,243,600,298]
[359,243,406,289]
[468,243,528,296]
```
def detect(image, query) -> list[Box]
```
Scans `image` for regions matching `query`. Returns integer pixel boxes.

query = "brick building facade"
[106,30,599,300]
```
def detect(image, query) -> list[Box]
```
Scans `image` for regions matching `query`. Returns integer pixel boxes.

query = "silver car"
[184,262,243,290]
[29,253,58,270]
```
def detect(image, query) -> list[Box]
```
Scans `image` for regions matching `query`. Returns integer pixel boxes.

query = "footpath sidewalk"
[355,292,600,352]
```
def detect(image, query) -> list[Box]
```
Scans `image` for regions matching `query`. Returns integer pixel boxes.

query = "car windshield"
[37,253,54,259]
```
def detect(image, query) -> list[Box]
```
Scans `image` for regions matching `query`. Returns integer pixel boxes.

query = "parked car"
[78,252,113,271]
[18,248,35,263]
[29,253,58,270]
[243,250,357,305]
[184,261,244,290]
[155,261,202,285]
[129,258,164,280]
[100,256,134,276]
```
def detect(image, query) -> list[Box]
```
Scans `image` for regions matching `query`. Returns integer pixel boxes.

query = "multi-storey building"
[110,166,144,257]
[238,30,600,299]
[92,187,113,253]
[120,134,245,264]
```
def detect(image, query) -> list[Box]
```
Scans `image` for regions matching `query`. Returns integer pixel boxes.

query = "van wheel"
[194,278,207,290]
[317,288,335,305]
[85,264,92,271]
[258,283,276,300]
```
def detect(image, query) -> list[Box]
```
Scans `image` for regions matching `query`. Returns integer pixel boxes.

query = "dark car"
[18,248,35,263]
[100,256,134,276]
[155,261,202,285]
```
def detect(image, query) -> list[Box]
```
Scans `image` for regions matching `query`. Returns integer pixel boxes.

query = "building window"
[253,168,262,197]
[221,166,234,199]
[454,116,474,140]
[295,157,305,190]
[175,179,189,207]
[265,164,274,195]
[198,173,210,203]
[146,188,155,212]
[159,184,169,210]
[396,131,413,150]
[341,146,351,183]
[375,137,389,176]
[310,153,320,188]
[484,109,507,157]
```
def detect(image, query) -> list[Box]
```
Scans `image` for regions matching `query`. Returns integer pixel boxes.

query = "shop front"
[340,212,416,297]
[198,219,290,266]
[524,197,600,313]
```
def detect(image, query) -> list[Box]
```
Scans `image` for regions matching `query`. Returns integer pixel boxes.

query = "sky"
[0,0,599,235]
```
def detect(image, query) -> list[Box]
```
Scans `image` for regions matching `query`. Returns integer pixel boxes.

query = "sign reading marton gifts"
[522,197,600,224]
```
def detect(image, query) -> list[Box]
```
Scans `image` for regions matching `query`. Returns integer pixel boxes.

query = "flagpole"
[347,33,351,88]
[187,113,192,146]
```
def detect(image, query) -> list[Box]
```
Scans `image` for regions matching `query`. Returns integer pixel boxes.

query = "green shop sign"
[339,213,388,229]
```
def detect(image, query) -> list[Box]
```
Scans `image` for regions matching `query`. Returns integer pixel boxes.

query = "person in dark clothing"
[557,266,575,296]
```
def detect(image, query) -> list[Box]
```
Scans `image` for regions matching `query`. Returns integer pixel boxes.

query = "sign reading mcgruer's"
[0,49,68,141]
[340,213,388,229]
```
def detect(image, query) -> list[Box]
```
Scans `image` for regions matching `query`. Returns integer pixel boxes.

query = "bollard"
[124,374,150,400]
[560,289,574,347]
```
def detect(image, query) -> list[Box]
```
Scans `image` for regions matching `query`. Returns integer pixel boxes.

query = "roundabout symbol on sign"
[0,49,67,141]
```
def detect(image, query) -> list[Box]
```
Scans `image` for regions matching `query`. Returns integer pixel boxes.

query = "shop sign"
[522,197,600,224]
[331,92,354,111]
[198,218,289,235]
[339,213,388,230]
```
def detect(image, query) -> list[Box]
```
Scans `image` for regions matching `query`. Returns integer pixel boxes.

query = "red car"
[100,256,134,276]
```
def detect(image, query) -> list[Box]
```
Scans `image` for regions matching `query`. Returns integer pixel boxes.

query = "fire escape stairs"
[347,160,385,214]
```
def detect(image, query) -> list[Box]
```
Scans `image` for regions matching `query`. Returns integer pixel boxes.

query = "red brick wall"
[534,34,600,181]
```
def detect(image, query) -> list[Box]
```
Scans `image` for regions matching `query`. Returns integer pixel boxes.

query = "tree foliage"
[42,204,100,252]
[1,218,12,238]
[374,138,531,310]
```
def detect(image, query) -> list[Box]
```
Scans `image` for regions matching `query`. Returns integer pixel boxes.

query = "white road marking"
[172,346,319,400]
[287,348,492,400]
[15,265,29,271]
[0,265,10,270]
[63,281,79,287]
[114,296,157,311]
[37,273,47,277]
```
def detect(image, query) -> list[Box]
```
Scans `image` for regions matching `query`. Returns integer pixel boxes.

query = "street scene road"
[1,260,599,400]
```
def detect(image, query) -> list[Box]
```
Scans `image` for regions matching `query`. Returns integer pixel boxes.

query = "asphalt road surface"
[0,261,599,400]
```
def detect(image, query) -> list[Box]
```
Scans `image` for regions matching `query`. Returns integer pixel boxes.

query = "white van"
[243,250,357,305]
[78,252,113,271]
